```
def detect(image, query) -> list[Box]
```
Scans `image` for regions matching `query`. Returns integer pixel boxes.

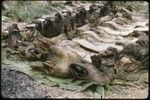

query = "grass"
[2,1,148,22]
[2,1,55,22]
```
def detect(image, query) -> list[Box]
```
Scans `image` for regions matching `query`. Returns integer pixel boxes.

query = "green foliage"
[2,1,54,22]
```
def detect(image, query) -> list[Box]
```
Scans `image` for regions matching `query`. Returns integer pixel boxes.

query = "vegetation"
[2,1,54,22]
[2,1,148,22]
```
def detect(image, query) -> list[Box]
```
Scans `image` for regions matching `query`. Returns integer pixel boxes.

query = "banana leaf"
[58,83,82,91]
[38,77,58,86]
[93,92,102,98]
[26,70,45,79]
[79,81,99,91]
[46,75,73,84]
[95,85,105,98]
[69,80,86,86]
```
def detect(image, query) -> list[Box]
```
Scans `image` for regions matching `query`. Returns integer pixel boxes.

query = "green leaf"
[46,75,73,84]
[79,81,99,91]
[69,80,88,86]
[58,83,82,91]
[93,92,102,98]
[26,70,45,79]
[38,77,58,87]
[57,80,99,92]
[96,85,105,98]
[26,70,59,86]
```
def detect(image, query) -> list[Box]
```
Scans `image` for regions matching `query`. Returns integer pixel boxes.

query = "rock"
[1,68,49,98]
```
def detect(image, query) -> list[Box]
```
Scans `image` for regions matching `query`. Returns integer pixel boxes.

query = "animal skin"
[22,36,114,85]
[69,61,112,85]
